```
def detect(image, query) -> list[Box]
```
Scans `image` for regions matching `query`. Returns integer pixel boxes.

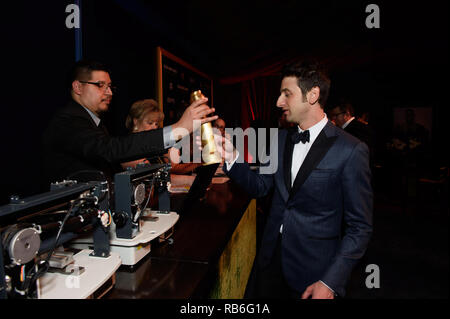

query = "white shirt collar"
[342,117,355,129]
[80,105,101,127]
[297,114,328,144]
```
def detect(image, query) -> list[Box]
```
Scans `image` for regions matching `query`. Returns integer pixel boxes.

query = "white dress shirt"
[290,114,329,187]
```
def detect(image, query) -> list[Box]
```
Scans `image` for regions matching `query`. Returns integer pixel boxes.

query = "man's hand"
[216,133,237,163]
[196,132,237,163]
[301,281,335,299]
[172,97,218,138]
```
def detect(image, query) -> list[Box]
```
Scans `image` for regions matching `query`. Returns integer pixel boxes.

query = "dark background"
[0,0,448,298]
[1,0,447,201]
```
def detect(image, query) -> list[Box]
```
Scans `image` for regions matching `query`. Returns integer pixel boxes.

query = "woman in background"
[121,99,163,169]
[122,99,201,174]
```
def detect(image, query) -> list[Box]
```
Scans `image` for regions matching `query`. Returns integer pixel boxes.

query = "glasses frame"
[79,81,116,92]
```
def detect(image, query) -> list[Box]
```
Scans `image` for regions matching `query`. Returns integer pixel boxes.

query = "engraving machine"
[0,181,121,299]
[72,164,179,266]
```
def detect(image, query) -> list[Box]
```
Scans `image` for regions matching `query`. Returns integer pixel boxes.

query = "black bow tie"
[291,130,310,144]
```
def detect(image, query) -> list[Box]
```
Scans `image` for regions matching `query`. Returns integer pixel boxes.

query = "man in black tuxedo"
[42,60,216,185]
[220,62,373,298]
[329,102,374,154]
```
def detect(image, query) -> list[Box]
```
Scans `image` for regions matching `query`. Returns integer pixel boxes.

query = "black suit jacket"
[344,119,373,150]
[42,100,167,185]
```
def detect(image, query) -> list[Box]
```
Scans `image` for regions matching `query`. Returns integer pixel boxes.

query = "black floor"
[346,194,449,299]
[253,176,449,299]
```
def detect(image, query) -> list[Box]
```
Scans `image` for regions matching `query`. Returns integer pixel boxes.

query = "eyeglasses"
[79,81,116,92]
[329,111,345,119]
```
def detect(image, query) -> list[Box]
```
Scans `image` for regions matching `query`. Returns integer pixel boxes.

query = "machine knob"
[113,211,128,228]
[133,183,146,206]
[7,228,41,265]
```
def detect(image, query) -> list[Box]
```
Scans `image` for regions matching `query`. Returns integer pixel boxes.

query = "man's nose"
[276,96,283,107]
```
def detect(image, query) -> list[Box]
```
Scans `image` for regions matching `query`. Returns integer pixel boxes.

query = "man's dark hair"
[69,60,111,86]
[281,61,331,108]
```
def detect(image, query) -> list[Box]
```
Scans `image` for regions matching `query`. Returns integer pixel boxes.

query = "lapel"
[283,127,297,192]
[69,100,104,131]
[289,121,337,198]
[98,120,109,135]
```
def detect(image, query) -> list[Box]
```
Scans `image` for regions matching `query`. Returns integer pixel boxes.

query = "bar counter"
[105,178,256,299]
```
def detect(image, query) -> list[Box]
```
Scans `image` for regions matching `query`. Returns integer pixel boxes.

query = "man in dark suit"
[42,60,216,185]
[220,62,373,298]
[329,102,374,154]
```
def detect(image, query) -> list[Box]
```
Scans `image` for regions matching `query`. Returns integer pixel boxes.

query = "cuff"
[163,125,176,149]
[225,150,240,171]
[320,280,338,296]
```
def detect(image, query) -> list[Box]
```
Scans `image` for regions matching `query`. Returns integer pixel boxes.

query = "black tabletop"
[106,181,251,299]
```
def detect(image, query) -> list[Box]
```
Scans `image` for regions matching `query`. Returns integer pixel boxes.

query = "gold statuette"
[190,90,221,165]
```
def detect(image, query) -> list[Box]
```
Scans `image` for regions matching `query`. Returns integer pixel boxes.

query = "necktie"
[291,130,310,144]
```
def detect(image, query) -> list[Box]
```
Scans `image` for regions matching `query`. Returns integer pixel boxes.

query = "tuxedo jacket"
[224,121,373,296]
[42,100,166,184]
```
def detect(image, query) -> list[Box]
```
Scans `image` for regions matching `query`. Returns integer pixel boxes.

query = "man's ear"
[307,87,320,105]
[72,80,82,95]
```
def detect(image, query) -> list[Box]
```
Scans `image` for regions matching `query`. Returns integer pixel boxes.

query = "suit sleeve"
[223,153,274,199]
[52,114,166,164]
[321,141,373,297]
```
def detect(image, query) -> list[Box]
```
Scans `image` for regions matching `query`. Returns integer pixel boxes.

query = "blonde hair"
[125,99,164,131]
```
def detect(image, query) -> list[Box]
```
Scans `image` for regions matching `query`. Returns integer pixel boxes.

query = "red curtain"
[220,54,299,162]
[220,53,302,131]
[218,46,378,161]
[219,44,378,130]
